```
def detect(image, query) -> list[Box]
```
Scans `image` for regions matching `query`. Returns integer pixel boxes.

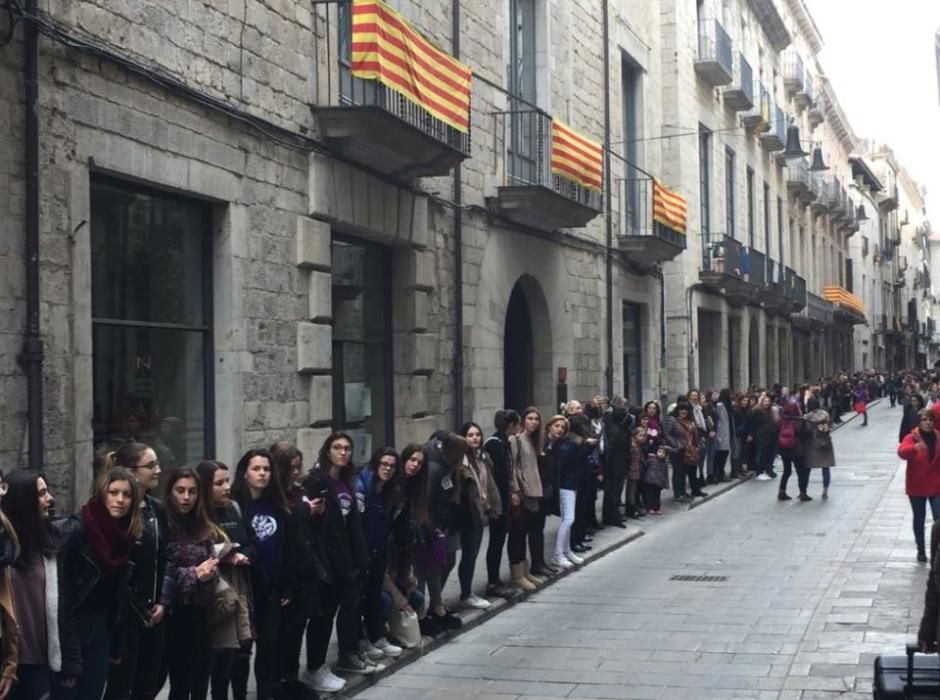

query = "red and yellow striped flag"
[652,179,687,233]
[550,120,603,192]
[350,0,472,133]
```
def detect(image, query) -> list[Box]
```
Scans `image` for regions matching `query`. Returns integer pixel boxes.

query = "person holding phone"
[899,410,940,563]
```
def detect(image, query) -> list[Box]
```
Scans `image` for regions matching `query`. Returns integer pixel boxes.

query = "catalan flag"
[350,0,472,133]
[550,120,603,192]
[652,179,687,233]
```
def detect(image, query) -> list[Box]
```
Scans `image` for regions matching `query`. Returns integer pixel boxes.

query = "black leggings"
[507,507,529,565]
[527,510,547,568]
[305,576,360,670]
[362,551,389,642]
[641,483,661,511]
[458,522,484,599]
[167,605,211,700]
[105,616,165,700]
[209,644,251,700]
[486,513,509,585]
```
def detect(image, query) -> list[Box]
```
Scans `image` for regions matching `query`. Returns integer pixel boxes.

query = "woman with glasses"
[103,443,170,700]
[899,409,940,562]
[356,448,404,662]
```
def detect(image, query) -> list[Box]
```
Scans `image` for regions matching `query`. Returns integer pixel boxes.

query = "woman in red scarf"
[55,467,141,700]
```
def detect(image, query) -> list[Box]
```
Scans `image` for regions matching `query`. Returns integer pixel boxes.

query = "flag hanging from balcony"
[652,179,687,233]
[350,0,472,132]
[550,121,603,192]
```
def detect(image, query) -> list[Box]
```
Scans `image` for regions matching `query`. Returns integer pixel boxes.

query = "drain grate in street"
[669,574,728,582]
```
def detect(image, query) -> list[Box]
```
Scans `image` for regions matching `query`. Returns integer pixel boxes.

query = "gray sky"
[805,0,940,212]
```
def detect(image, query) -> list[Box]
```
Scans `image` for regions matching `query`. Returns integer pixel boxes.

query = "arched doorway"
[504,283,534,411]
[502,275,553,414]
[748,316,760,387]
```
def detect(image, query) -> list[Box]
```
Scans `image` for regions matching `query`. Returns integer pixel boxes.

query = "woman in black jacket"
[231,449,295,700]
[300,433,371,685]
[55,468,142,700]
[901,393,927,444]
[103,443,170,700]
[748,395,779,481]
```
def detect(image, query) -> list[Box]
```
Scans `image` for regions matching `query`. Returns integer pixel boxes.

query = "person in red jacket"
[898,409,940,562]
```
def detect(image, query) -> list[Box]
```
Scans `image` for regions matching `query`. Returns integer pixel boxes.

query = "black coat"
[302,471,368,580]
[483,433,512,514]
[556,436,585,492]
[603,408,632,479]
[901,406,921,444]
[423,440,458,534]
[126,496,170,610]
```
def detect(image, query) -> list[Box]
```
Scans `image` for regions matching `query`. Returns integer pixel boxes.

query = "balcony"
[785,159,814,203]
[782,51,804,95]
[823,286,867,325]
[808,91,827,128]
[314,9,472,179]
[700,234,754,304]
[745,247,767,290]
[878,182,899,212]
[808,175,827,213]
[741,82,771,132]
[786,269,807,311]
[759,104,786,152]
[616,178,687,267]
[793,291,834,330]
[761,257,790,311]
[796,71,815,111]
[489,108,603,232]
[842,199,858,234]
[695,19,734,87]
[722,53,755,111]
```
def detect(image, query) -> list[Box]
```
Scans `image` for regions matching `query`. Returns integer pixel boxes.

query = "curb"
[687,472,753,510]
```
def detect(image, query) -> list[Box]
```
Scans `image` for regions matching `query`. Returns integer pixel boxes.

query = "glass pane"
[92,324,206,469]
[332,239,389,343]
[334,340,390,465]
[91,181,208,326]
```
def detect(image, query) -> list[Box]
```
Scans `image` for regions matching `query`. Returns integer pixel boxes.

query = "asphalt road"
[356,400,928,700]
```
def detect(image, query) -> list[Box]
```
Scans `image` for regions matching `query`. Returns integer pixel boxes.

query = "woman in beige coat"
[508,407,544,591]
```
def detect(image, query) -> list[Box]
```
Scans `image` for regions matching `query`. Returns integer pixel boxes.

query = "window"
[622,303,642,404]
[762,181,771,253]
[331,237,393,465]
[746,167,756,247]
[623,55,642,234]
[91,178,214,468]
[777,197,785,264]
[508,0,537,184]
[725,148,736,238]
[699,125,711,246]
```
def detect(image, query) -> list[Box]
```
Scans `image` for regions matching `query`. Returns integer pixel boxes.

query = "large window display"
[90,178,214,468]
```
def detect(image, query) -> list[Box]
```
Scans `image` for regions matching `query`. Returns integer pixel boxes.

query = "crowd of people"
[0,368,904,700]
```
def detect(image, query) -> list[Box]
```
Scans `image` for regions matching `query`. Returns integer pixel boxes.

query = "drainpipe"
[652,265,668,404]
[602,0,613,398]
[20,0,44,469]
[451,0,464,428]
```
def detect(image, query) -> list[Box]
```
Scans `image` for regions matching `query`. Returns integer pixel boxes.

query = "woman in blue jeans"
[898,409,940,562]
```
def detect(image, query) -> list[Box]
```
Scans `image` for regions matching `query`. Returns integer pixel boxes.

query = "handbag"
[414,529,447,570]
[388,608,421,649]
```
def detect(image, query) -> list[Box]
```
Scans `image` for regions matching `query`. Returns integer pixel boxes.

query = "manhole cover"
[669,574,728,582]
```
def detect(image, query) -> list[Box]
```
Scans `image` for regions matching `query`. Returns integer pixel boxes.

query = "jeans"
[458,522,484,599]
[305,575,360,670]
[822,467,831,488]
[780,455,809,494]
[166,604,211,700]
[105,616,165,700]
[554,489,576,559]
[754,444,775,476]
[670,454,687,497]
[485,513,508,585]
[909,496,940,554]
[379,590,425,616]
[252,592,283,700]
[362,551,389,642]
[53,612,112,700]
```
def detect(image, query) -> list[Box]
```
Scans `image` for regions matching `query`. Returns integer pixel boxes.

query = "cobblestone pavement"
[356,400,928,700]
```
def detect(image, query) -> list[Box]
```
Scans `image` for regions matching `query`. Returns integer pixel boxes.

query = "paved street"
[356,400,928,700]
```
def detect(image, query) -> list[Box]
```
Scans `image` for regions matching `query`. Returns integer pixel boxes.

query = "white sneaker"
[460,594,492,610]
[552,555,574,569]
[373,637,403,657]
[755,473,772,482]
[359,639,385,661]
[360,651,386,672]
[299,664,346,693]
[564,551,584,565]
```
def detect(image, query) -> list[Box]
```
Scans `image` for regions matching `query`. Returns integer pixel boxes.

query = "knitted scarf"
[80,497,132,576]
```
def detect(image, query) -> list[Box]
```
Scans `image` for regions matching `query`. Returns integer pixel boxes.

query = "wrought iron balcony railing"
[722,52,754,111]
[782,51,804,95]
[695,19,734,86]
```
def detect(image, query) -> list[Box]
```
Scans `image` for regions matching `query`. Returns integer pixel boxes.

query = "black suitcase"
[873,644,940,698]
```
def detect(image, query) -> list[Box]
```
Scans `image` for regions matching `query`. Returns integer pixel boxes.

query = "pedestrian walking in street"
[482,410,521,601]
[900,394,926,443]
[898,409,940,563]
[777,401,809,501]
[102,443,169,700]
[5,471,62,700]
[803,399,836,500]
[853,384,869,427]
[508,408,545,590]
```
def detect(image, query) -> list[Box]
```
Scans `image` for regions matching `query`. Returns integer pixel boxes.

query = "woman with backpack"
[777,401,809,501]
[803,399,836,501]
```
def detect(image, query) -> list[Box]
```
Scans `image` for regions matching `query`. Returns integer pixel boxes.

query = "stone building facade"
[0,0,932,505]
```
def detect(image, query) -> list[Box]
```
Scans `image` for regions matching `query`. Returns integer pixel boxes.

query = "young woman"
[901,394,927,444]
[688,390,711,490]
[508,408,544,591]
[670,400,702,500]
[552,414,584,569]
[0,472,19,700]
[777,401,809,502]
[164,467,225,700]
[482,410,521,601]
[301,433,370,684]
[804,398,836,501]
[899,410,940,562]
[6,471,61,700]
[56,468,142,700]
[231,449,294,700]
[387,445,431,637]
[711,390,732,483]
[457,423,501,608]
[749,395,779,481]
[356,448,405,658]
[102,443,170,700]
[194,461,254,700]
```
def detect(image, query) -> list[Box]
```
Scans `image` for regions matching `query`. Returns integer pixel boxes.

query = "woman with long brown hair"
[507,407,544,591]
[56,467,142,700]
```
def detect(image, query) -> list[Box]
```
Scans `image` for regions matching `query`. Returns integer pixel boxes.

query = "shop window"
[331,237,393,464]
[90,178,214,469]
